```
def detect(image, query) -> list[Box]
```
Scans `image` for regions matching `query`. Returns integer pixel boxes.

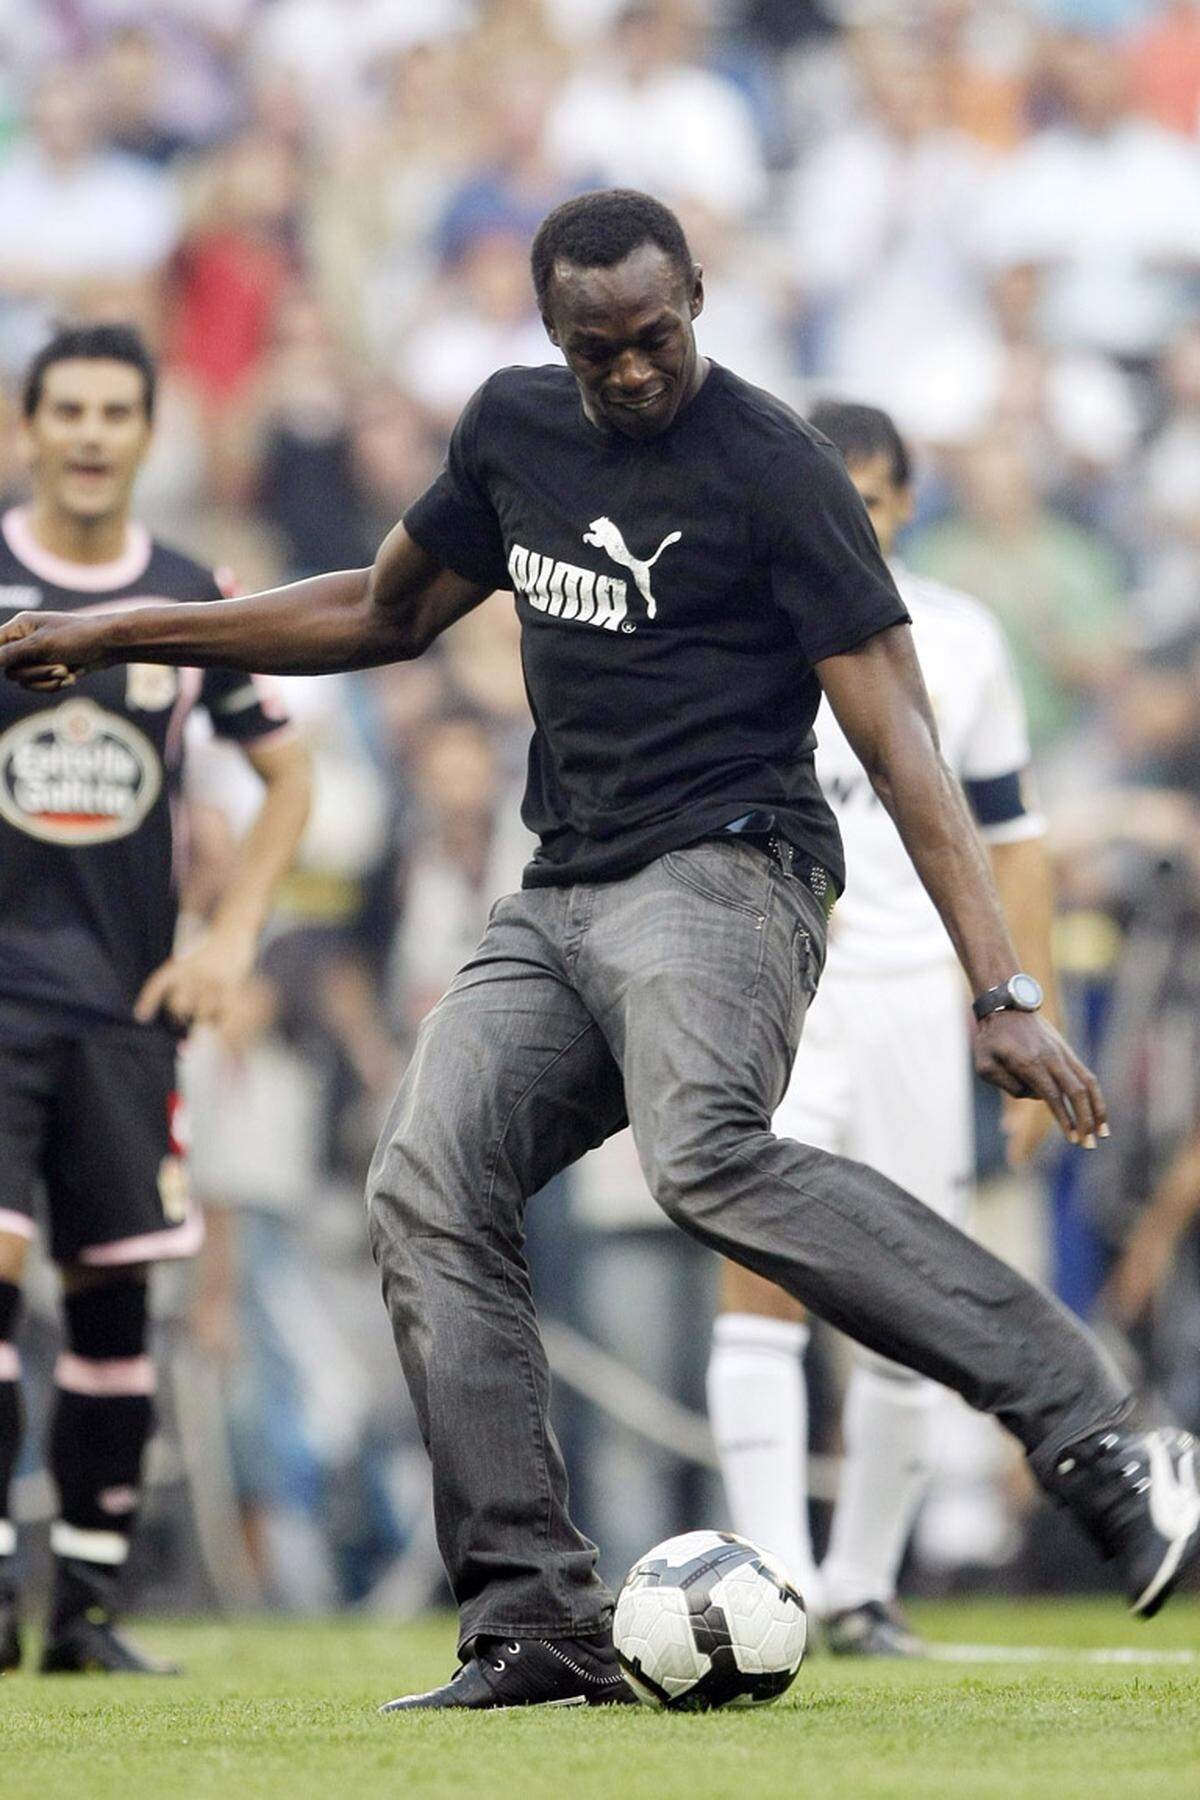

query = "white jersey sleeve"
[955,597,1044,846]
[819,566,1042,974]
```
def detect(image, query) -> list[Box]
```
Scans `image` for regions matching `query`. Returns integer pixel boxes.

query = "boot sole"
[380,1691,638,1714]
[1131,1518,1200,1619]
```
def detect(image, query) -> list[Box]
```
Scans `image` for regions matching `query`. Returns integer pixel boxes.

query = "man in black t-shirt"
[0,326,310,1675]
[3,196,1198,1708]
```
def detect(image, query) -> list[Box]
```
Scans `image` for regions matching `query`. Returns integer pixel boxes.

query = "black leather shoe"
[825,1599,926,1658]
[1044,1423,1200,1617]
[0,1586,20,1673]
[381,1632,638,1712]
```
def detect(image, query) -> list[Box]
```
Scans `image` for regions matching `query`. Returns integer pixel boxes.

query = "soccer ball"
[612,1530,807,1709]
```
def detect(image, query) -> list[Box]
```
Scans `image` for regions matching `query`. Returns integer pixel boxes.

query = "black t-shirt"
[0,508,291,1030]
[404,361,909,890]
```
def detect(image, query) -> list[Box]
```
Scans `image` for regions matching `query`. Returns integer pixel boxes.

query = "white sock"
[707,1312,822,1611]
[821,1363,939,1615]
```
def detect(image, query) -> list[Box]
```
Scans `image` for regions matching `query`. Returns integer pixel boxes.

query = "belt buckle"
[767,832,795,878]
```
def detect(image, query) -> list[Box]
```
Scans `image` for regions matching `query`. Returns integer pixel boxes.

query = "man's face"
[544,241,704,442]
[22,359,153,524]
[845,450,913,559]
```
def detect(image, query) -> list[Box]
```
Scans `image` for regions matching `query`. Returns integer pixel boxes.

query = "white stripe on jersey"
[818,562,1042,976]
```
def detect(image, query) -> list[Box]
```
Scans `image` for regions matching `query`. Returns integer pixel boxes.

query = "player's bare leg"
[40,1260,178,1676]
[710,1259,929,1655]
[0,1229,29,1672]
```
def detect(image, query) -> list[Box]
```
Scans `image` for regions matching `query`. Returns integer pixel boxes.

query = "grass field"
[2,1600,1198,1800]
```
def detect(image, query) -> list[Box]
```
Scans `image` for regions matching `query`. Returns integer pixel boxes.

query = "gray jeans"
[366,839,1128,1646]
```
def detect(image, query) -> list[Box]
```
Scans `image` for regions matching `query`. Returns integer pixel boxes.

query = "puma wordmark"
[507,517,681,630]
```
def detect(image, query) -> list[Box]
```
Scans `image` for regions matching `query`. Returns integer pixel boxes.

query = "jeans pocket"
[660,840,769,919]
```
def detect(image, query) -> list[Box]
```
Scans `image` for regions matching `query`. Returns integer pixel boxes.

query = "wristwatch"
[972,973,1044,1021]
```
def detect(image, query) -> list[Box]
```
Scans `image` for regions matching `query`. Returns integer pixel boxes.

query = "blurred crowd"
[5,0,1200,1609]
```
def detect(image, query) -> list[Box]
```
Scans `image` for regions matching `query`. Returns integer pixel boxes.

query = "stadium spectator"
[308,35,483,361]
[436,58,576,269]
[0,66,180,375]
[169,126,303,498]
[544,0,769,217]
[785,28,993,398]
[253,291,373,577]
[909,428,1126,756]
[385,712,509,1040]
[979,29,1200,365]
[93,26,190,167]
[396,230,550,433]
[679,200,794,396]
[247,0,468,136]
[1124,0,1200,134]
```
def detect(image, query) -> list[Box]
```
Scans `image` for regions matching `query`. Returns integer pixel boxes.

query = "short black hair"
[808,400,912,490]
[23,323,157,421]
[530,188,694,315]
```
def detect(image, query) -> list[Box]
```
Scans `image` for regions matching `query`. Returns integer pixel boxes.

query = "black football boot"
[824,1599,926,1658]
[0,1578,20,1673]
[381,1630,638,1712]
[39,1557,180,1675]
[1042,1422,1200,1617]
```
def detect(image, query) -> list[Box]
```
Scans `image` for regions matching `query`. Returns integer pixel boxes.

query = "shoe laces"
[486,1641,522,1674]
[1055,1427,1194,1548]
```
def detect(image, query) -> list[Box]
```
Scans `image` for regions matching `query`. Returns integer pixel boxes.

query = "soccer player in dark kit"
[0,325,311,1674]
[2,196,1197,1708]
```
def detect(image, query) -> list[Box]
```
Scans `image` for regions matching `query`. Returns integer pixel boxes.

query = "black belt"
[719,817,837,922]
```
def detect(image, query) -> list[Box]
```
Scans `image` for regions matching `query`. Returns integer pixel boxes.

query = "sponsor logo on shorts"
[0,697,162,844]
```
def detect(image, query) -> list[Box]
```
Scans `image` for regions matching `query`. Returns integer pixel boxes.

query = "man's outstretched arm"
[816,622,1107,1147]
[0,524,492,685]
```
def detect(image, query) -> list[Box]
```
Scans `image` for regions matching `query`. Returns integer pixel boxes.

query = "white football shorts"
[775,958,973,1227]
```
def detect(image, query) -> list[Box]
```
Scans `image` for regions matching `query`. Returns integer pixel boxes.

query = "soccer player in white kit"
[707,401,1056,1656]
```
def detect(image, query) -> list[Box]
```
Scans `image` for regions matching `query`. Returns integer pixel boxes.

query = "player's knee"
[61,1259,149,1297]
[719,1257,806,1322]
[642,1119,748,1228]
[60,1272,150,1360]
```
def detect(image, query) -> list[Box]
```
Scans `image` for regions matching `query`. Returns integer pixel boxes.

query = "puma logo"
[1146,1433,1200,1543]
[583,517,681,620]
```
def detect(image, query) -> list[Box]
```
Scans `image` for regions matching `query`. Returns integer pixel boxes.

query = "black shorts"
[0,1002,202,1267]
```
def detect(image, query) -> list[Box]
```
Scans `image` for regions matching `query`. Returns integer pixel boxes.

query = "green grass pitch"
[2,1600,1197,1800]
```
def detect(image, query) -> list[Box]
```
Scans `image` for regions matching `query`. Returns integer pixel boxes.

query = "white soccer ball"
[612,1529,807,1709]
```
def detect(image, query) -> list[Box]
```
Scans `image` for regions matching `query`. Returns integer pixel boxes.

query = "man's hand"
[817,629,1109,1153]
[1103,1212,1175,1327]
[134,924,258,1029]
[974,1010,1107,1148]
[1002,1095,1055,1168]
[0,609,110,689]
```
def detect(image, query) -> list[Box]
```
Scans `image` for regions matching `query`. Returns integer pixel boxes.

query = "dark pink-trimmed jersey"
[0,507,290,1028]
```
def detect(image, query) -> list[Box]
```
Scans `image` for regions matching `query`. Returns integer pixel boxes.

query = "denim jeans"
[366,839,1129,1647]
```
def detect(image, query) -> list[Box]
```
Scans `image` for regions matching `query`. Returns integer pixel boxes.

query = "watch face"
[1009,974,1043,1011]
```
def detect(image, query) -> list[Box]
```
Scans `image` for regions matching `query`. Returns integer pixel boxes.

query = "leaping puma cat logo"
[583,517,681,620]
